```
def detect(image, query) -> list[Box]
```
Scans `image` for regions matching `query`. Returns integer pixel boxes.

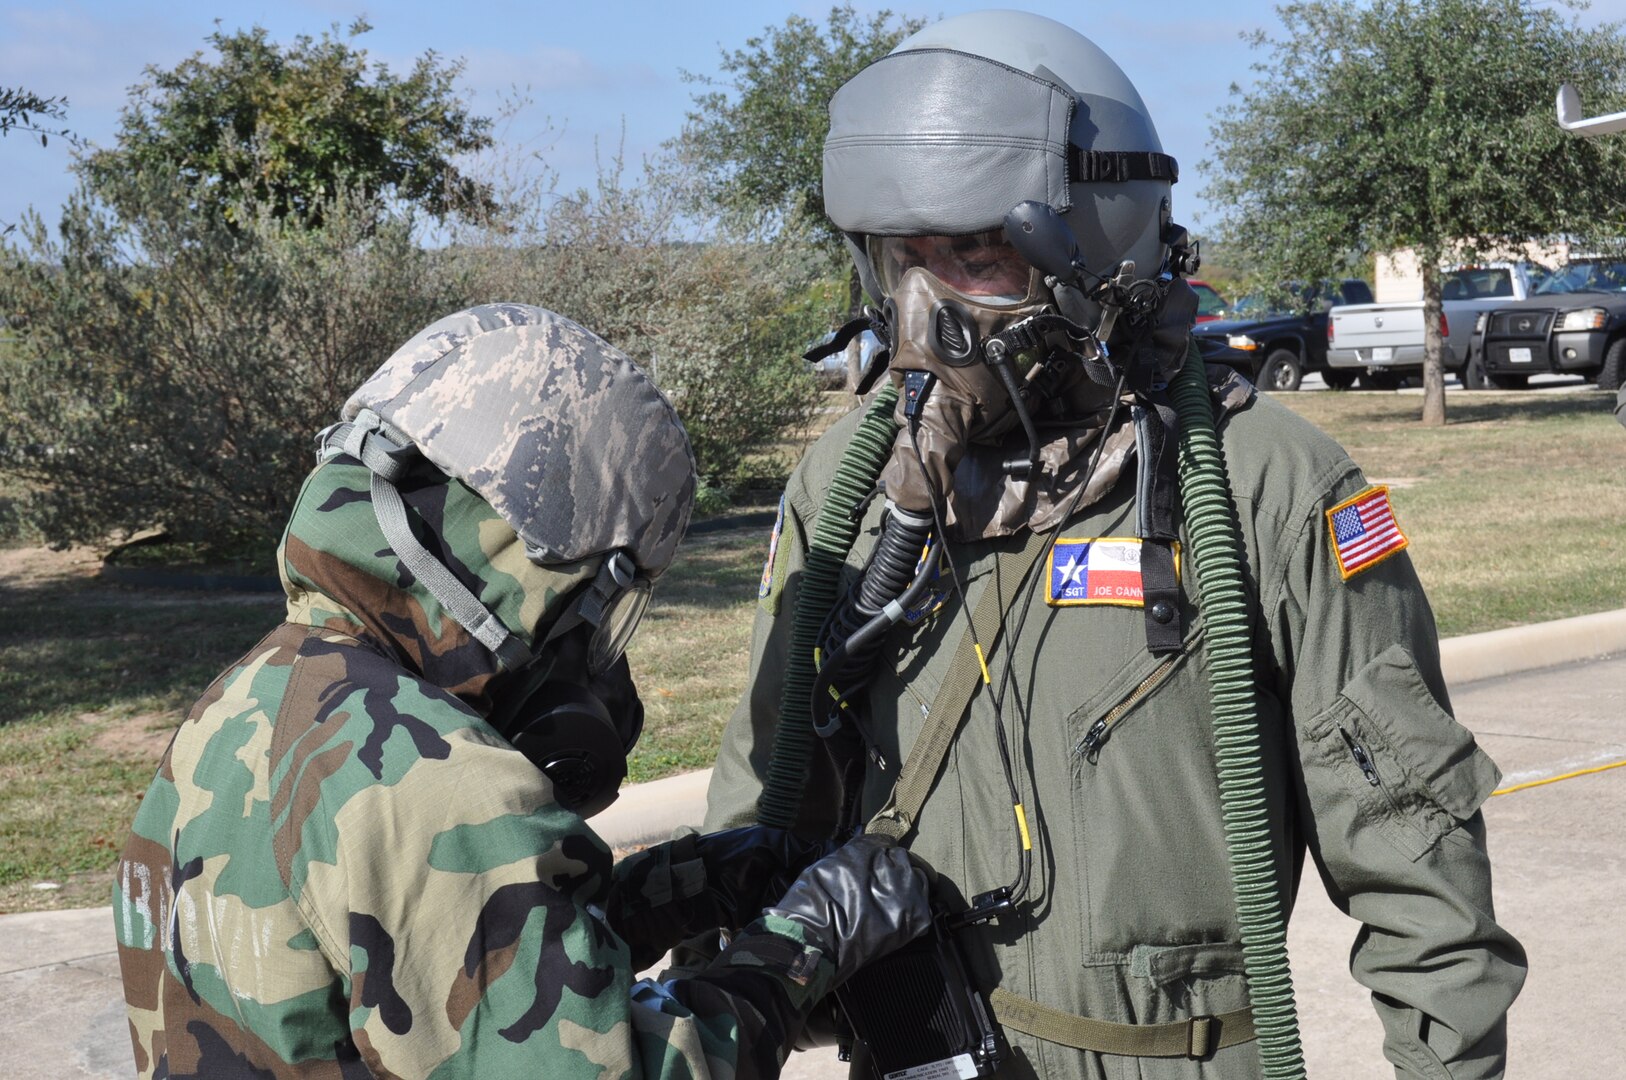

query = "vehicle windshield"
[1192,283,1228,317]
[1231,293,1294,318]
[1533,260,1626,295]
[1442,267,1514,300]
[1230,280,1362,318]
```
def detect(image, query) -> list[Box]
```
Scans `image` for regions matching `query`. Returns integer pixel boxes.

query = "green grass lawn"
[1277,389,1626,636]
[1,386,1620,910]
[624,530,767,782]
[0,549,277,911]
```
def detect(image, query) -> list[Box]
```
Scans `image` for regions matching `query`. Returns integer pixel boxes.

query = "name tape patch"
[1047,537,1180,607]
[1326,485,1408,580]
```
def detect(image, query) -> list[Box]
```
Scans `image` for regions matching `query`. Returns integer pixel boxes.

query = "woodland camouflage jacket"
[113,459,831,1079]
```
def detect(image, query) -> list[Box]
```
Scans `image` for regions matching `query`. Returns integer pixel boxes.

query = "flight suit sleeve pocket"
[1320,644,1501,861]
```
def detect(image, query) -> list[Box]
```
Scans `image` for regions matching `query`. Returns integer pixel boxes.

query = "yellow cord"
[974,643,992,686]
[1492,757,1626,796]
[1014,803,1033,851]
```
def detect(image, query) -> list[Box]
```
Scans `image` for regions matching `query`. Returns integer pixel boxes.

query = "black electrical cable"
[905,417,1034,903]
[988,372,1129,904]
[898,343,1131,910]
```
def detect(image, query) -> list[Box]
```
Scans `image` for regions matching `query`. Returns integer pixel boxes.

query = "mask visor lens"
[588,579,652,677]
[871,229,1034,302]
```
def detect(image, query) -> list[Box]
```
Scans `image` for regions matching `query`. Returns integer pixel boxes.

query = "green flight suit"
[705,379,1526,1079]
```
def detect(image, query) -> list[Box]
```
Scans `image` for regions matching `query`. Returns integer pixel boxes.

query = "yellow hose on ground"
[1491,758,1626,796]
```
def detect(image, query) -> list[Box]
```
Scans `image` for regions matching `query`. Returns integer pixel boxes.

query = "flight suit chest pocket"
[1307,644,1501,861]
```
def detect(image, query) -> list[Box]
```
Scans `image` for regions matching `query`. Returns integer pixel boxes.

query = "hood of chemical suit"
[278,458,597,713]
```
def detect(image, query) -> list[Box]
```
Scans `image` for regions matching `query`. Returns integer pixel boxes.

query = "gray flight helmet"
[823,10,1175,305]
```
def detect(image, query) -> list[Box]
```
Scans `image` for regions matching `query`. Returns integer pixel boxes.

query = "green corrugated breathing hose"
[1170,354,1307,1079]
[756,384,900,829]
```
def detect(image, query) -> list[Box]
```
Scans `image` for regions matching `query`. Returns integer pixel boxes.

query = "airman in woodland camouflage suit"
[114,304,931,1078]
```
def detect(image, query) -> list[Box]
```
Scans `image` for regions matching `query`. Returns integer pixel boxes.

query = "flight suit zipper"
[1335,719,1417,835]
[1076,656,1179,762]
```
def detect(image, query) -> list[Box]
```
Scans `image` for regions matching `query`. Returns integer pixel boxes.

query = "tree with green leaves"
[0,172,470,561]
[78,19,496,229]
[682,5,925,320]
[1203,0,1626,423]
[459,144,827,491]
[0,88,76,148]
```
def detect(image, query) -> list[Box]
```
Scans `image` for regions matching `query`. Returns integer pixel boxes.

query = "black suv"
[1473,259,1626,390]
[1190,279,1375,391]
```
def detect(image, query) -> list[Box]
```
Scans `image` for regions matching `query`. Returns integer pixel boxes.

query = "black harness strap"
[1069,148,1180,185]
[1134,397,1184,656]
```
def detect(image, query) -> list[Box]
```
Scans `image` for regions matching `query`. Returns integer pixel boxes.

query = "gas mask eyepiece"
[870,229,1036,304]
[534,550,653,678]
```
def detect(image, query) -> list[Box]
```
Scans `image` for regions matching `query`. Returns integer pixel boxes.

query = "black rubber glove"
[664,834,932,1076]
[606,826,839,970]
[760,833,933,988]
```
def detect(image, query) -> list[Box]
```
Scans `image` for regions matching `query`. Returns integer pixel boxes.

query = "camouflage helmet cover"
[344,303,697,577]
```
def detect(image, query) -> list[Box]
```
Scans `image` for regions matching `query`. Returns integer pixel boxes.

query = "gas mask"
[327,304,695,818]
[487,552,654,819]
[874,229,1045,516]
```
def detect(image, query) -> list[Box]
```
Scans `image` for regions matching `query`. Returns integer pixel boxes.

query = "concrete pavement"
[5,617,1622,1079]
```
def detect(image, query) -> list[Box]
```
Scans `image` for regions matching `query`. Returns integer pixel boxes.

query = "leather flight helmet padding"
[824,47,1076,237]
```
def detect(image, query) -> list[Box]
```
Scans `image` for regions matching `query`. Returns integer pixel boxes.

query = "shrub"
[0,173,468,561]
[456,148,828,488]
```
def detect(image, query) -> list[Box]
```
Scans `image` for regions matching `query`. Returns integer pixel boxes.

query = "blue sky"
[4,1,1626,233]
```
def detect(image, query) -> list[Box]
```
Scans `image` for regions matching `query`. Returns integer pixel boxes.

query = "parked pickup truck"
[1473,258,1626,390]
[1326,263,1547,389]
[1190,279,1374,391]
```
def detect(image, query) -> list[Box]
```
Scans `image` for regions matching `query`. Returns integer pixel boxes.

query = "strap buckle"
[1186,1014,1216,1059]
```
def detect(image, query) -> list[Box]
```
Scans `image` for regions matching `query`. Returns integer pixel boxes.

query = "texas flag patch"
[1047,537,1180,607]
[1326,486,1409,580]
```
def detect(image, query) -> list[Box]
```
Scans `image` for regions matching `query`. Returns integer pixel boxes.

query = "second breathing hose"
[1170,349,1307,1079]
[756,384,901,829]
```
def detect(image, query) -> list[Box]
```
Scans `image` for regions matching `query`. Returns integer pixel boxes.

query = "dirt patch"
[0,542,283,610]
[90,712,179,766]
[0,868,113,916]
[0,545,103,592]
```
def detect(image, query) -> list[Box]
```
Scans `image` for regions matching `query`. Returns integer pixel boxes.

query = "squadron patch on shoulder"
[1327,485,1408,580]
[759,495,786,600]
[1046,537,1181,607]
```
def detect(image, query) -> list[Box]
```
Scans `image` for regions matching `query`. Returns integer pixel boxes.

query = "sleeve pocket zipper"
[1339,724,1381,786]
[1077,656,1179,763]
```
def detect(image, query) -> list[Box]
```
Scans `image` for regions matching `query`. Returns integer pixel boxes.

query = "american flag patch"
[1326,486,1408,579]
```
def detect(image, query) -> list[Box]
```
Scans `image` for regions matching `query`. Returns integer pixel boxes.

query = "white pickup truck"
[1325,263,1547,388]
